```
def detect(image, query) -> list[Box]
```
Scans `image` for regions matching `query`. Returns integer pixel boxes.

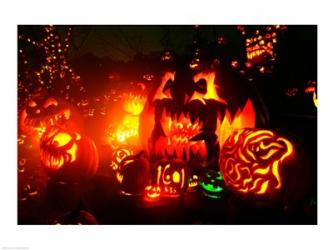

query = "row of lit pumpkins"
[39,125,295,202]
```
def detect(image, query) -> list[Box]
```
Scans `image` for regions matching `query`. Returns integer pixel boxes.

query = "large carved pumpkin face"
[140,65,257,166]
[20,96,71,137]
[220,129,294,197]
[40,127,99,182]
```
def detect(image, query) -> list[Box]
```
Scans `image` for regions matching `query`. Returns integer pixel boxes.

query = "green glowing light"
[203,191,222,199]
[201,182,223,193]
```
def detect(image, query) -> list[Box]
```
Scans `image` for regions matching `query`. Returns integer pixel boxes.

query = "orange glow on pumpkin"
[220,129,294,196]
[144,185,161,201]
[153,158,188,197]
[190,72,227,105]
[40,127,98,182]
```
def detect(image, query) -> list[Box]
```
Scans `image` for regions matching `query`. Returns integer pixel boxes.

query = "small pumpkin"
[40,126,99,183]
[200,170,224,199]
[144,185,161,201]
[151,157,188,197]
[187,174,199,192]
[117,151,150,195]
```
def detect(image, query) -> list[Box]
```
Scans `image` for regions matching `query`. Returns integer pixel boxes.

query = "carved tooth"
[179,112,185,122]
[172,112,177,122]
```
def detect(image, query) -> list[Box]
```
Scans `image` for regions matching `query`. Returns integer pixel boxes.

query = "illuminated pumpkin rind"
[219,129,294,197]
[20,95,82,139]
[151,158,189,197]
[117,152,151,195]
[40,127,99,183]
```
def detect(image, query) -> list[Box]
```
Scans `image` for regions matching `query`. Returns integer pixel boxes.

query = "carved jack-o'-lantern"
[110,147,134,170]
[151,157,188,197]
[187,174,199,192]
[200,170,224,199]
[139,62,262,168]
[20,95,78,138]
[144,185,161,201]
[220,129,294,197]
[116,152,150,195]
[40,126,99,183]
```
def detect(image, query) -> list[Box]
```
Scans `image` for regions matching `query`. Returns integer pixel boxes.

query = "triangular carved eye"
[195,79,207,94]
[43,98,58,108]
[153,72,175,101]
[52,132,72,147]
[189,72,227,105]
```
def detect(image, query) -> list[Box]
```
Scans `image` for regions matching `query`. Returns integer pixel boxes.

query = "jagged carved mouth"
[247,49,266,60]
[40,141,77,170]
[154,107,207,161]
[24,109,71,132]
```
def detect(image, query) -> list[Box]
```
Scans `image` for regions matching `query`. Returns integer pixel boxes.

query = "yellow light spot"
[271,161,281,189]
[253,166,270,175]
[116,172,123,183]
[172,171,180,183]
[313,92,318,108]
[123,159,134,166]
[256,180,269,194]
[261,148,279,160]
[53,133,72,147]
[66,143,77,163]
[190,72,227,105]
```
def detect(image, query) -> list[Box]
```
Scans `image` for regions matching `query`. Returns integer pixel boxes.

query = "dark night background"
[17,25,317,224]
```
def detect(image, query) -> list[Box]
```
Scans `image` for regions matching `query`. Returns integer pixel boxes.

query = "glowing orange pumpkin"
[20,95,82,139]
[40,127,99,182]
[116,151,150,195]
[219,129,294,197]
[151,158,188,197]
